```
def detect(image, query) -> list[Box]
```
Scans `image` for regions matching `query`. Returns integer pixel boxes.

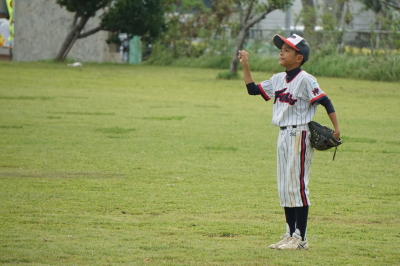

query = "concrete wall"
[257,0,303,31]
[13,0,121,62]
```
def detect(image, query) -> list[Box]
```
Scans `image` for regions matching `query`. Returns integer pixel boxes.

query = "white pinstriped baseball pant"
[277,125,314,207]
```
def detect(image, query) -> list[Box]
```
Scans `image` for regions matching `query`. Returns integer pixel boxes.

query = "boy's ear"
[296,54,304,63]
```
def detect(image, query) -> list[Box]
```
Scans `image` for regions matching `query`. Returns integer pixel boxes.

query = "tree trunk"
[228,0,254,75]
[229,28,248,75]
[229,10,274,75]
[381,0,400,10]
[335,1,346,25]
[301,0,316,35]
[227,1,288,75]
[55,15,90,61]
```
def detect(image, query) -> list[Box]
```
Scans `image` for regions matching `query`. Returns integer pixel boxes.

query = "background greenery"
[0,62,399,265]
[146,51,400,82]
[143,0,400,81]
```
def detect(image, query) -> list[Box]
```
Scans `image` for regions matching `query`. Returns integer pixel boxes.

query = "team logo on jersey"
[312,88,321,96]
[274,88,297,105]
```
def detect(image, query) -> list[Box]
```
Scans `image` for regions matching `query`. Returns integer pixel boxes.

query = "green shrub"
[216,71,238,80]
[304,54,400,82]
[147,50,399,82]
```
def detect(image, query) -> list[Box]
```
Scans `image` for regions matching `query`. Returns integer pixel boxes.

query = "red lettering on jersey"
[274,88,297,105]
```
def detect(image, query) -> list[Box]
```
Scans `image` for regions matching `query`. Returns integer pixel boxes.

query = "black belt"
[280,125,297,130]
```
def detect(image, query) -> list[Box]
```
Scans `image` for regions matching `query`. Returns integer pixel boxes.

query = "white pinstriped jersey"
[257,70,326,127]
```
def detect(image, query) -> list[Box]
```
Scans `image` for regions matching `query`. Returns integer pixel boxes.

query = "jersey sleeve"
[257,75,277,101]
[299,75,326,104]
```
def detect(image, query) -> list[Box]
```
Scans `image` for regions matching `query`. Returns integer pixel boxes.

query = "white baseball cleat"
[269,232,291,249]
[278,229,309,250]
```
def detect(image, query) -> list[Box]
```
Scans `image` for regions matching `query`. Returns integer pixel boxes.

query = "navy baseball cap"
[273,34,310,63]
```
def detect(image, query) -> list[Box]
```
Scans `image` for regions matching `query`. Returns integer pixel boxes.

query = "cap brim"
[273,35,300,51]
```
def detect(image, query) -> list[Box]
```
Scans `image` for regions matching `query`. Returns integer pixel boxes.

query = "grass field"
[0,62,399,265]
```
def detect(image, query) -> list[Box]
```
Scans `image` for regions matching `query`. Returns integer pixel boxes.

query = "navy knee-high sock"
[295,206,309,241]
[284,207,296,236]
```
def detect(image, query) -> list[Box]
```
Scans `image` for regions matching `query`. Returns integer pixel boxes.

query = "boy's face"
[279,43,304,70]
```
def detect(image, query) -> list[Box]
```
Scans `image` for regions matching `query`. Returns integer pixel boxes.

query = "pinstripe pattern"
[277,128,314,207]
[258,70,326,127]
[257,70,322,207]
[299,131,308,206]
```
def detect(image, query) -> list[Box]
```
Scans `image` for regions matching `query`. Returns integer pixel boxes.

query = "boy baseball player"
[238,34,340,250]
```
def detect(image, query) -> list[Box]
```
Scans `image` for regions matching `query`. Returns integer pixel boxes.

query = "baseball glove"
[308,121,342,151]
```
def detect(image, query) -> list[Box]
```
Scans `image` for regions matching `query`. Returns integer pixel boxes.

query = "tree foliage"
[55,0,166,61]
[101,0,165,42]
[228,0,293,74]
[149,0,293,74]
[154,0,235,58]
[296,1,353,55]
[358,0,400,49]
[359,0,382,12]
[56,0,111,16]
[358,0,400,12]
[380,0,400,10]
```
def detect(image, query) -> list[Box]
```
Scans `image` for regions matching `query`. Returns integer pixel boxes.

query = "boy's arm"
[328,112,341,140]
[238,50,254,85]
[317,97,341,140]
[239,50,267,99]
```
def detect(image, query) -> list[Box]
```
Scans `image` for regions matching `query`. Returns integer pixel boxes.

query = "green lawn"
[0,62,399,265]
